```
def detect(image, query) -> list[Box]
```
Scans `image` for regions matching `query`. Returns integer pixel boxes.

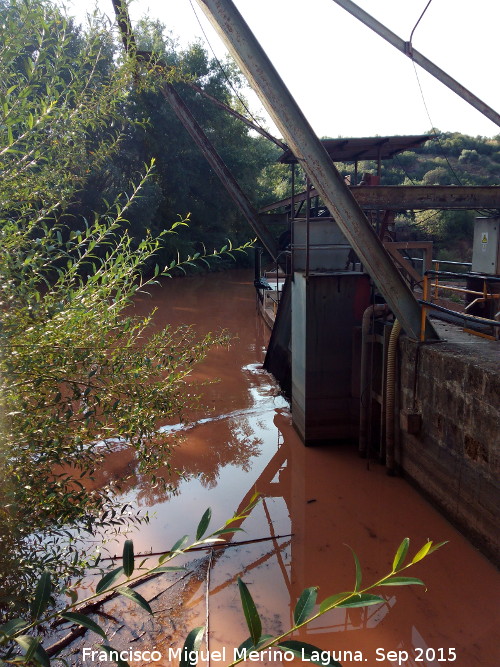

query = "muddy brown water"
[71,270,498,667]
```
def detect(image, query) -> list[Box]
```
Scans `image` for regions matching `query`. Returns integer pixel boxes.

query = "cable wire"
[412,62,497,216]
[409,0,433,47]
[411,60,464,186]
[187,0,270,136]
[395,153,417,185]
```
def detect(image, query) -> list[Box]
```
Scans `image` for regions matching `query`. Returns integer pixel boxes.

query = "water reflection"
[76,270,497,667]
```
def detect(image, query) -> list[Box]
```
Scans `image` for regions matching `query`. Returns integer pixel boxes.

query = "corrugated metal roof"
[278,134,434,163]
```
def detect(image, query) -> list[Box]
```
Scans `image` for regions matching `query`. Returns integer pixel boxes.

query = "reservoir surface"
[78,269,498,667]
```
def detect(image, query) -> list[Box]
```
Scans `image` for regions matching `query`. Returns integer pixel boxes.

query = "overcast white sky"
[69,0,500,139]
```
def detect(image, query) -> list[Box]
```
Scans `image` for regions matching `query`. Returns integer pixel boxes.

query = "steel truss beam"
[195,0,438,340]
[258,186,500,214]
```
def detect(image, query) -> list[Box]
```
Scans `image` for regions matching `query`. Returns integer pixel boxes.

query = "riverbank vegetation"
[0,0,256,615]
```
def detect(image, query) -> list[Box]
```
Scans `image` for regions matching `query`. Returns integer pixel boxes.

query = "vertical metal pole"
[276,260,279,305]
[421,275,429,342]
[291,163,295,276]
[305,177,311,278]
[195,0,437,341]
[254,246,262,283]
[433,262,440,300]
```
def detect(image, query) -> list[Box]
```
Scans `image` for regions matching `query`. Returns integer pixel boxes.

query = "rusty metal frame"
[259,186,500,214]
[195,0,438,340]
[421,272,500,341]
[383,241,433,284]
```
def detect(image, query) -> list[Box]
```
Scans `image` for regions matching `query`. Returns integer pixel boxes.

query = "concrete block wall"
[397,334,500,564]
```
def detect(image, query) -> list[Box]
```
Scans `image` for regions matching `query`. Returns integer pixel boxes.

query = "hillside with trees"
[332,133,500,261]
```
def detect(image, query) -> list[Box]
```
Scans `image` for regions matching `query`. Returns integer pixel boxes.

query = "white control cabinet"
[471,217,500,275]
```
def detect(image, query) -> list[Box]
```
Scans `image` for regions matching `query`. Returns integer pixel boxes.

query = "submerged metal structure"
[193,0,444,444]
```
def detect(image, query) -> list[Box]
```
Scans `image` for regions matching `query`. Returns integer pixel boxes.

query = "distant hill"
[333,132,500,261]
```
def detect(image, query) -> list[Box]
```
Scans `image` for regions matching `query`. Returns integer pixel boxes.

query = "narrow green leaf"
[392,537,410,571]
[237,578,262,646]
[158,552,171,565]
[170,535,189,554]
[13,636,40,662]
[319,592,351,614]
[214,527,244,536]
[196,508,212,541]
[0,618,29,637]
[279,641,341,666]
[337,593,385,608]
[98,645,130,667]
[122,540,134,577]
[294,587,318,625]
[118,587,152,614]
[33,643,51,666]
[347,546,362,592]
[237,634,274,651]
[31,571,52,620]
[248,490,260,506]
[179,626,205,667]
[197,537,225,545]
[61,612,106,639]
[96,566,124,594]
[378,577,425,587]
[428,540,448,554]
[412,540,433,564]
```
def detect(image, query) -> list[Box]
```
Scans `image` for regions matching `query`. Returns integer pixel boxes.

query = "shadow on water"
[70,270,498,666]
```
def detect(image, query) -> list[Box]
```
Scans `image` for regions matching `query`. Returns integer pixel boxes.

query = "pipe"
[359,303,389,456]
[385,319,401,475]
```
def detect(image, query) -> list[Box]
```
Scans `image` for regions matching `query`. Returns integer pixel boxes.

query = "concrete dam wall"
[397,330,499,564]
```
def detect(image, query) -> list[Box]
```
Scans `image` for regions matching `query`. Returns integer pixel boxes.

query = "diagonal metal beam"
[158,81,278,260]
[185,80,288,150]
[195,0,438,340]
[110,0,278,261]
[331,0,500,128]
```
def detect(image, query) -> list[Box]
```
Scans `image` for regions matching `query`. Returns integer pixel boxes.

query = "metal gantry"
[195,0,438,340]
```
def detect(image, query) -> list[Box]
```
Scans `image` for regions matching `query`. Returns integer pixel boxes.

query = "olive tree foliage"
[0,0,242,614]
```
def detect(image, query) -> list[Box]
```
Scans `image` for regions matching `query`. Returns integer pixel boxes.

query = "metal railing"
[420,269,500,341]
